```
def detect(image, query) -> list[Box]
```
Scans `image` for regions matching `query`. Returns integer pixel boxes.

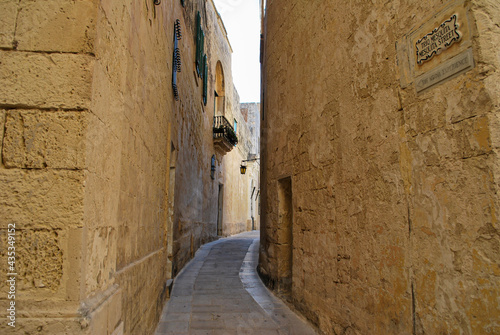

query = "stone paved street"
[155,231,317,335]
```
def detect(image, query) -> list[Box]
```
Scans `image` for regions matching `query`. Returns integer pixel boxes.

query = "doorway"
[217,184,224,236]
[250,180,255,230]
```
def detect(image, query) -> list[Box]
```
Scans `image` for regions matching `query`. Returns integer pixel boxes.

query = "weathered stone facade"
[241,103,261,157]
[239,103,261,232]
[0,0,256,334]
[260,0,500,334]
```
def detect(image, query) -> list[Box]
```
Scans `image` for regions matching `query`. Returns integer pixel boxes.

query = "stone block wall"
[86,1,174,334]
[260,0,500,334]
[168,0,252,271]
[219,88,254,237]
[0,0,255,334]
[167,0,258,245]
[0,0,95,333]
[206,7,256,239]
[242,102,261,155]
[241,102,261,231]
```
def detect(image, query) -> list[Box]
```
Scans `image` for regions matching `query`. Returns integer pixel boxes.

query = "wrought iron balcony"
[213,115,238,154]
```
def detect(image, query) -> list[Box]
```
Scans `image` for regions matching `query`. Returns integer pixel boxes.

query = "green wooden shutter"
[203,55,208,105]
[195,12,205,78]
[195,12,201,76]
[199,30,205,77]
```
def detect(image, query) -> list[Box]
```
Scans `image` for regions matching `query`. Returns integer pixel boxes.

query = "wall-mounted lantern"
[240,157,259,175]
[211,155,216,180]
[240,164,247,175]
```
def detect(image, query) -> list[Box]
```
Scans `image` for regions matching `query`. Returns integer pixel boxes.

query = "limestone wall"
[219,87,253,237]
[0,0,252,334]
[241,102,262,231]
[88,1,176,334]
[171,0,254,268]
[260,0,500,334]
[0,0,97,333]
[169,0,223,275]
[241,102,261,157]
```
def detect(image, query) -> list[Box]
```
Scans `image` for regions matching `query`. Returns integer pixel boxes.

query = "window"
[215,61,225,115]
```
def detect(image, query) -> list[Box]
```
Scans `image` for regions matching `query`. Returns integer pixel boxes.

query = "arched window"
[215,61,225,116]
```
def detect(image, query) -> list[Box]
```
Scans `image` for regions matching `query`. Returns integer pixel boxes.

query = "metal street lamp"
[240,164,247,174]
[240,157,259,175]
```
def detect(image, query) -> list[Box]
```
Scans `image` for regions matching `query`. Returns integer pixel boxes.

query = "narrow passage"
[155,231,316,334]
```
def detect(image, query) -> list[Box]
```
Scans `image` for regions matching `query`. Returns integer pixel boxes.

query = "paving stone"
[188,330,214,335]
[160,312,190,322]
[191,305,222,313]
[156,320,189,333]
[189,319,225,330]
[154,231,317,334]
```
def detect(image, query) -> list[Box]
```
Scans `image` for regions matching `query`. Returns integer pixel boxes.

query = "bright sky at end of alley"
[213,0,261,103]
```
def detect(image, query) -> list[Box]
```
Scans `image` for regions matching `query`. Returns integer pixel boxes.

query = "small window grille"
[172,19,182,100]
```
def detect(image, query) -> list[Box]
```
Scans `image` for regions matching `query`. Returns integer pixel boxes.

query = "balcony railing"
[213,115,238,153]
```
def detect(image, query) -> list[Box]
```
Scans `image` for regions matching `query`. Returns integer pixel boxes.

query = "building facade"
[241,102,261,232]
[0,0,256,334]
[259,0,499,334]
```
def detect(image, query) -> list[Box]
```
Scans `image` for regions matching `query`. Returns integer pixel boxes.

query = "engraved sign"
[415,48,473,92]
[415,15,461,65]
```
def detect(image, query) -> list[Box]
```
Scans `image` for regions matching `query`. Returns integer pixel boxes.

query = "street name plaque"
[415,14,461,65]
[415,48,473,92]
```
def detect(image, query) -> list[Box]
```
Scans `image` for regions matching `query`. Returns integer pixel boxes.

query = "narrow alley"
[155,231,316,334]
[1,0,500,334]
